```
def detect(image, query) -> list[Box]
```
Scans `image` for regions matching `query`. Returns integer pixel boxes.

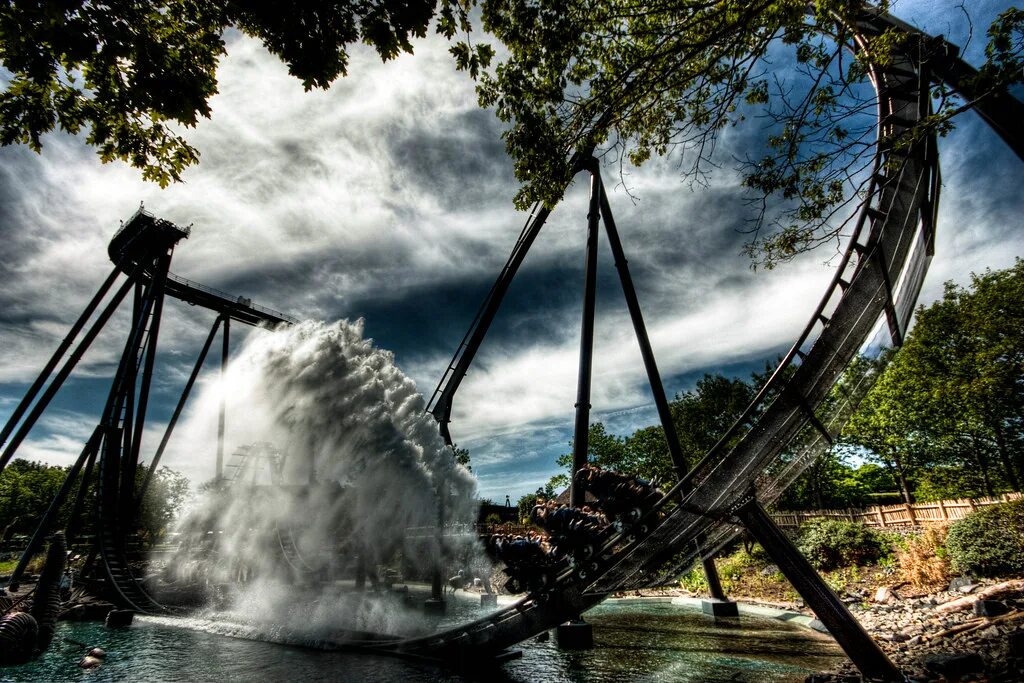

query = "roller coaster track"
[355,6,1023,669]
[6,4,1018,677]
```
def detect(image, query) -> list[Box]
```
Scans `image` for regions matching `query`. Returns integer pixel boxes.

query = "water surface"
[2,600,842,682]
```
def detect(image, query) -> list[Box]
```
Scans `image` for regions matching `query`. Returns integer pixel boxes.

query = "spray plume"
[161,320,482,639]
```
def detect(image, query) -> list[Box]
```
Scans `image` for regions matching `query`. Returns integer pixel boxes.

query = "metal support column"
[426,478,447,614]
[137,316,222,502]
[570,161,602,509]
[597,180,728,602]
[737,499,902,681]
[0,274,138,474]
[0,264,123,451]
[217,316,230,483]
[65,446,98,548]
[126,250,172,500]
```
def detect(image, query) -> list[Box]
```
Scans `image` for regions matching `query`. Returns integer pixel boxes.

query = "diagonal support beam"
[0,272,139,475]
[138,315,222,502]
[736,498,902,681]
[0,263,123,451]
[597,178,728,600]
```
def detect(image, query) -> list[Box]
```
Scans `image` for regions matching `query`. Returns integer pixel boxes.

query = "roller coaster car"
[574,466,663,527]
[530,504,608,561]
[490,535,565,595]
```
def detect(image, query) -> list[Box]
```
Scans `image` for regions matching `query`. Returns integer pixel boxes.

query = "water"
[3,601,842,682]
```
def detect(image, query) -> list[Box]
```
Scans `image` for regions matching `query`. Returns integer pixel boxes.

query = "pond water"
[3,600,843,682]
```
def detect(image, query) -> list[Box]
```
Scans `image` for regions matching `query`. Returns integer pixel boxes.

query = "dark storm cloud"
[384,107,513,211]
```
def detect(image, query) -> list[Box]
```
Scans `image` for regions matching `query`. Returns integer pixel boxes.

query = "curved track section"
[356,7,945,662]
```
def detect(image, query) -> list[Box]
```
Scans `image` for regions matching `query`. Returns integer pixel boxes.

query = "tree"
[843,260,1024,502]
[516,483,556,523]
[468,1,1024,266]
[0,0,452,185]
[548,371,759,490]
[0,458,190,547]
[0,459,66,536]
[453,446,472,471]
[1,1,1019,263]
[137,465,191,546]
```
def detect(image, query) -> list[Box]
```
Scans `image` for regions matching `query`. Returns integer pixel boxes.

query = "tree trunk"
[972,434,996,497]
[812,462,826,509]
[992,422,1023,491]
[891,453,915,505]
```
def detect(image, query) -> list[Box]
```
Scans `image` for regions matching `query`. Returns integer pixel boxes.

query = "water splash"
[160,319,481,638]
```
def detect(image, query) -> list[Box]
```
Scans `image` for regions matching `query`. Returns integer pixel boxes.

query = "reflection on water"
[3,601,842,682]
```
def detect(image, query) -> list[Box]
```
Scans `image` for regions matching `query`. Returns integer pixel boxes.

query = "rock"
[949,576,975,592]
[906,635,921,646]
[958,584,979,594]
[979,625,1000,639]
[87,647,106,659]
[1008,630,1024,652]
[105,609,134,628]
[973,600,1009,618]
[61,604,87,621]
[79,655,102,669]
[760,564,779,577]
[922,653,986,678]
[886,632,910,643]
[874,586,893,603]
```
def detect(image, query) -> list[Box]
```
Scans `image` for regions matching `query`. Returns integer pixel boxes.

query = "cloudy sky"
[0,0,1021,503]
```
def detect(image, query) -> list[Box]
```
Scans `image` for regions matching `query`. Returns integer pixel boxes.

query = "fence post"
[936,499,947,521]
[968,498,977,512]
[875,506,886,528]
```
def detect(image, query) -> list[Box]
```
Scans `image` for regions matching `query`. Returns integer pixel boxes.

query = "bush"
[897,526,950,588]
[796,519,888,570]
[946,499,1024,577]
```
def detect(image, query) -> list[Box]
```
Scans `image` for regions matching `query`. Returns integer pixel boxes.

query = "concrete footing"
[104,609,135,628]
[555,620,594,649]
[480,593,498,607]
[423,598,447,615]
[701,599,739,618]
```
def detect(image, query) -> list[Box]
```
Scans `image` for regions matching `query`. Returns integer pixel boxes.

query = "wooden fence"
[773,492,1022,530]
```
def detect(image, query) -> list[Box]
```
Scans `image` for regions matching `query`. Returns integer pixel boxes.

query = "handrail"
[165,272,299,324]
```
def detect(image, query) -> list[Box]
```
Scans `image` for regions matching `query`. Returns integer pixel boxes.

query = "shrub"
[796,519,888,571]
[897,526,950,588]
[946,499,1024,577]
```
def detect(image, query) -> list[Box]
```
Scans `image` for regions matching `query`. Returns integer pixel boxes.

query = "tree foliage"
[463,1,1024,265]
[843,260,1024,503]
[1,1,1020,264]
[946,498,1024,577]
[0,458,190,546]
[549,371,759,491]
[0,0,444,185]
